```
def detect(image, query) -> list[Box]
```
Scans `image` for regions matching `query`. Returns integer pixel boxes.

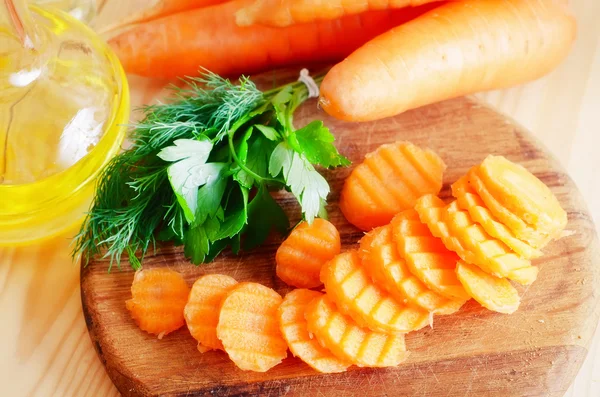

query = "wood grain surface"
[1,1,599,396]
[81,91,600,396]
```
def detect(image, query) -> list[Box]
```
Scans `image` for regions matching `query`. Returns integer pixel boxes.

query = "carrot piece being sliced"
[456,261,520,314]
[126,268,190,338]
[217,282,287,372]
[184,274,238,352]
[477,156,568,242]
[340,141,446,231]
[279,289,350,373]
[452,175,543,259]
[305,294,409,367]
[320,251,430,333]
[359,224,465,315]
[391,210,470,302]
[319,0,576,122]
[276,219,341,289]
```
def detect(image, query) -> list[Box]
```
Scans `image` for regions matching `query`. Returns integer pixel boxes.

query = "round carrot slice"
[217,282,287,372]
[305,294,409,367]
[276,219,341,288]
[359,224,465,315]
[126,268,190,338]
[184,274,238,352]
[320,250,430,333]
[478,155,567,239]
[339,141,445,231]
[279,289,350,373]
[456,261,520,314]
[452,176,543,259]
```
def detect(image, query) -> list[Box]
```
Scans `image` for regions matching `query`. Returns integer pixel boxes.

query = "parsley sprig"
[74,70,349,270]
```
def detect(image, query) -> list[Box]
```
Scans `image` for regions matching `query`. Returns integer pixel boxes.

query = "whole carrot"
[236,0,443,27]
[319,0,576,122]
[109,0,435,79]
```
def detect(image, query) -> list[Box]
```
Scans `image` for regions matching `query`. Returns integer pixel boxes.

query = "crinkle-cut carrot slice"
[320,250,430,333]
[456,261,520,314]
[359,224,465,315]
[469,167,552,248]
[339,141,446,231]
[217,282,287,372]
[279,289,350,373]
[444,201,538,285]
[415,195,537,286]
[478,156,567,240]
[305,294,409,367]
[126,268,190,338]
[276,218,341,288]
[184,274,238,352]
[391,210,470,302]
[452,176,543,259]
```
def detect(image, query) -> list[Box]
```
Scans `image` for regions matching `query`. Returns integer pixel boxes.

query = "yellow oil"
[0,5,129,245]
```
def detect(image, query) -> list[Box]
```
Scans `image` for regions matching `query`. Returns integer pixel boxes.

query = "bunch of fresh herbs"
[73,70,349,270]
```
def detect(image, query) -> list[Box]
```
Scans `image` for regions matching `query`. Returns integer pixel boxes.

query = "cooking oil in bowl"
[0,1,129,245]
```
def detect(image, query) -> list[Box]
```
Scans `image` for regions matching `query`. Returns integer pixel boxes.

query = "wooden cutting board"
[81,72,600,397]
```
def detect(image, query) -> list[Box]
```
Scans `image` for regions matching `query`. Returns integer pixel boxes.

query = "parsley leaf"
[291,121,351,168]
[243,184,289,250]
[255,124,279,141]
[234,135,275,189]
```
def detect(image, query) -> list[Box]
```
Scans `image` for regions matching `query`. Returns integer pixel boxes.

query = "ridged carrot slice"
[456,261,520,314]
[184,274,238,352]
[360,224,465,315]
[320,250,430,333]
[391,210,471,302]
[469,167,552,248]
[217,282,288,372]
[444,201,538,285]
[279,289,350,373]
[339,141,446,231]
[478,156,567,240]
[452,176,543,259]
[415,195,537,285]
[276,219,341,288]
[305,294,409,367]
[126,268,190,338]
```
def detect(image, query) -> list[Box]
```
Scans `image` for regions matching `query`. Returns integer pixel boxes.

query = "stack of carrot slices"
[125,142,567,374]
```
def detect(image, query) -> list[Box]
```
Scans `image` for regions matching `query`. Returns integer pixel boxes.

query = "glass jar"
[0,0,129,246]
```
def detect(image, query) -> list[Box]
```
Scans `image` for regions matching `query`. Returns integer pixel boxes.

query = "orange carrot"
[320,250,430,333]
[279,289,350,373]
[184,274,238,352]
[276,219,341,289]
[320,0,576,122]
[216,282,287,372]
[126,268,190,338]
[305,294,409,367]
[340,141,445,231]
[109,0,436,78]
[99,0,228,34]
[236,0,443,27]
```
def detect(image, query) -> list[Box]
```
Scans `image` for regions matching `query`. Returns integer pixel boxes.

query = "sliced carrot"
[359,224,464,315]
[276,219,341,289]
[456,261,520,314]
[477,156,567,243]
[279,289,350,373]
[320,250,430,333]
[319,0,576,121]
[217,282,287,372]
[305,294,409,367]
[126,268,190,338]
[391,210,470,302]
[415,195,538,285]
[468,167,552,248]
[184,274,238,352]
[340,141,446,231]
[236,0,443,27]
[452,175,543,259]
